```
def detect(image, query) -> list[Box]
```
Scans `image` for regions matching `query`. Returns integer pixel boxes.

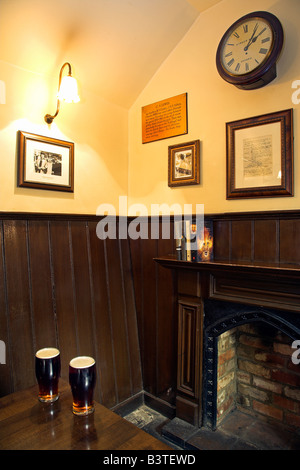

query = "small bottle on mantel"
[175,237,182,260]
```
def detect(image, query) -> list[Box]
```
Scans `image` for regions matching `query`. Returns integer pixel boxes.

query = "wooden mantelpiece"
[155,256,300,312]
[155,255,300,426]
[155,255,300,276]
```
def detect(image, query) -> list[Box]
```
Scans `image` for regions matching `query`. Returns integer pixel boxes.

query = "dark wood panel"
[0,222,11,396]
[141,229,158,396]
[129,238,143,359]
[177,301,200,398]
[213,220,230,260]
[231,220,252,261]
[69,221,95,357]
[178,269,201,297]
[69,221,100,401]
[129,221,178,409]
[27,220,57,350]
[280,219,300,263]
[176,298,202,426]
[49,221,77,380]
[210,273,300,312]
[254,219,278,263]
[88,222,117,407]
[3,220,35,391]
[120,237,143,395]
[105,237,132,403]
[156,234,177,403]
[209,210,300,221]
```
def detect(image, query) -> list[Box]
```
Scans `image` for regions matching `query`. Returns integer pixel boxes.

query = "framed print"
[226,109,293,199]
[168,140,200,187]
[17,131,74,192]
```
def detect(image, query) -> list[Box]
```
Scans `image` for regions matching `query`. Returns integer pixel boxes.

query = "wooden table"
[0,380,171,451]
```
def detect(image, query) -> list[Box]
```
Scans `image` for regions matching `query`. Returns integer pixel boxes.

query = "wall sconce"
[44,62,79,124]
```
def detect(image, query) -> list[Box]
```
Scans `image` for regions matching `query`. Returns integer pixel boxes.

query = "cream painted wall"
[0,61,128,214]
[128,0,300,215]
[1,0,299,217]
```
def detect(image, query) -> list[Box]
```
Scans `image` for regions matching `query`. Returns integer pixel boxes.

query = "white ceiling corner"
[1,0,223,109]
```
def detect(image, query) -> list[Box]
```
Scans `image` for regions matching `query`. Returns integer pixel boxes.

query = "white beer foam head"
[70,356,95,368]
[36,347,60,359]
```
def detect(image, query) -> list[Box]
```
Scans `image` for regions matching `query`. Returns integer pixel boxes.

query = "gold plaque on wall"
[142,93,188,144]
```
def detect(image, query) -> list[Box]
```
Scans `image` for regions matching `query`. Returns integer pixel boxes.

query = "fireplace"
[202,300,300,430]
[155,254,300,432]
[154,212,300,448]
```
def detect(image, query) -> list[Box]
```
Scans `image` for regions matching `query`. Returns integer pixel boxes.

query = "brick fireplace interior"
[202,299,300,433]
[217,322,300,430]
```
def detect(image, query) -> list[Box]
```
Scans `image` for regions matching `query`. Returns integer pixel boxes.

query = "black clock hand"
[244,23,258,51]
[251,28,267,44]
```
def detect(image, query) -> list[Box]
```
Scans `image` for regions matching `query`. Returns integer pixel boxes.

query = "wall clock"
[216,11,284,90]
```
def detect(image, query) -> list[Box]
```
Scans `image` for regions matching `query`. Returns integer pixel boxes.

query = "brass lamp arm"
[44,62,72,124]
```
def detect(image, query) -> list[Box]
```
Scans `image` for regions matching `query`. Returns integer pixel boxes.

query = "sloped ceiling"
[0,0,222,109]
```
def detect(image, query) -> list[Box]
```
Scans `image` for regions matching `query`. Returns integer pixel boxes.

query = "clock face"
[221,17,274,76]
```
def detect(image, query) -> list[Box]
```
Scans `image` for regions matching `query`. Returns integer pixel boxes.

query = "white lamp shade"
[57,75,80,103]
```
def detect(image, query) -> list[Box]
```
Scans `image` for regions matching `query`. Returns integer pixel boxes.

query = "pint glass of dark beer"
[35,347,61,403]
[69,356,96,415]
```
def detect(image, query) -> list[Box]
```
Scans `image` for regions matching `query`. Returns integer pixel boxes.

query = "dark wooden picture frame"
[168,140,200,187]
[226,109,293,199]
[17,131,74,192]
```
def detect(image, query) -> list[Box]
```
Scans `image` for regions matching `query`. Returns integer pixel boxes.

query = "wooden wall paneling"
[176,298,202,425]
[254,219,279,263]
[119,237,143,395]
[0,222,11,396]
[49,221,77,381]
[231,220,252,261]
[70,221,108,401]
[140,227,158,396]
[177,300,200,398]
[279,219,300,263]
[27,220,57,350]
[156,225,177,404]
[213,220,230,260]
[3,209,299,416]
[88,222,117,408]
[128,237,143,355]
[69,221,96,357]
[3,220,35,391]
[105,236,132,403]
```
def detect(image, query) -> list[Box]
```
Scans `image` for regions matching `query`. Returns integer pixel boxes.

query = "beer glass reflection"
[69,356,96,415]
[35,347,61,403]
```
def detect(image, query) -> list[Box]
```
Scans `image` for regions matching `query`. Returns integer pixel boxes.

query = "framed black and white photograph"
[226,109,293,199]
[17,131,74,192]
[168,140,200,187]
